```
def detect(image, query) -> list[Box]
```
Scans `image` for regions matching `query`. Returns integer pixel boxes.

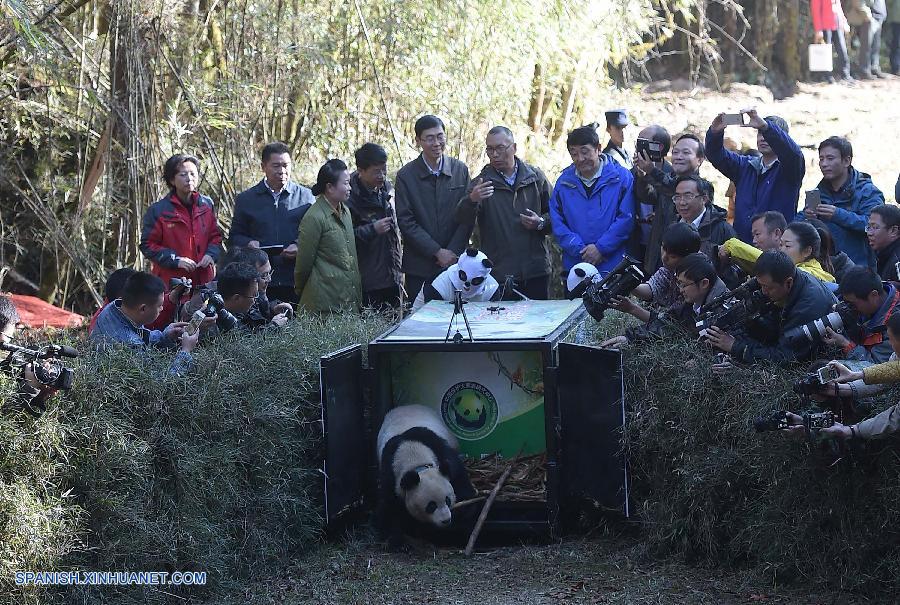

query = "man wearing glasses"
[395,115,472,304]
[455,126,553,299]
[867,204,900,282]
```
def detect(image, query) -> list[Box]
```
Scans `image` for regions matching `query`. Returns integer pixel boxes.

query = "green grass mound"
[0,312,389,604]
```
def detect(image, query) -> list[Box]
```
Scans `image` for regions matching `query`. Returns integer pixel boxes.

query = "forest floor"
[243,79,900,605]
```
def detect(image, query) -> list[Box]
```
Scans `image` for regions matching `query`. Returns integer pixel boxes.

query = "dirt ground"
[244,80,900,605]
[251,536,878,605]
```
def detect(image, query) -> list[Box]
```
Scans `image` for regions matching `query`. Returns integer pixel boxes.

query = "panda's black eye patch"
[470,276,485,286]
[426,501,437,514]
[458,270,468,282]
[445,496,451,506]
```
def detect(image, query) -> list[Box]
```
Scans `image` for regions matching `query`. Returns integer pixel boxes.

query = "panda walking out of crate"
[376,404,478,546]
[411,248,501,311]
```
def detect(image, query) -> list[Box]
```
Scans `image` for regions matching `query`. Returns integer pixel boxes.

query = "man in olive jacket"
[456,126,553,299]
[394,115,472,302]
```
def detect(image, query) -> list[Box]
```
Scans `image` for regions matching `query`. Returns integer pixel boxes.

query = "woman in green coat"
[294,159,363,312]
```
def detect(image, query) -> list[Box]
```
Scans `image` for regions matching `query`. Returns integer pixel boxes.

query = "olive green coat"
[294,196,362,312]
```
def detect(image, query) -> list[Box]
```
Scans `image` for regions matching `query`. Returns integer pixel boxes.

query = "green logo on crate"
[441,382,499,440]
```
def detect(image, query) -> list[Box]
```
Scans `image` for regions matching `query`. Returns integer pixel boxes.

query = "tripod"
[444,289,474,343]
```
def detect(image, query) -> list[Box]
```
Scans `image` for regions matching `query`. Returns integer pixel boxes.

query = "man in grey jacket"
[228,141,314,303]
[394,115,472,302]
[456,126,553,299]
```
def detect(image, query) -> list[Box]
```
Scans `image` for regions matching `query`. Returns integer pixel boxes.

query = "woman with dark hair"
[807,217,855,282]
[293,159,362,312]
[140,153,222,328]
[718,221,835,284]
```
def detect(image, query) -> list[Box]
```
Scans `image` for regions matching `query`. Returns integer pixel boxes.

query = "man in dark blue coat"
[705,110,805,244]
[228,141,314,303]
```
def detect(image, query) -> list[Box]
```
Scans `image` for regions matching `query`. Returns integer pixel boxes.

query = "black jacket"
[228,180,313,288]
[455,158,553,281]
[394,155,472,280]
[875,237,900,282]
[346,172,402,292]
[695,204,737,258]
[632,162,677,274]
[731,269,837,363]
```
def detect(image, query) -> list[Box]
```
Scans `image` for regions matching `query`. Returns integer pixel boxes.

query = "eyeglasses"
[420,134,446,144]
[258,270,273,281]
[676,280,697,290]
[672,193,702,203]
[866,224,884,232]
[485,143,512,156]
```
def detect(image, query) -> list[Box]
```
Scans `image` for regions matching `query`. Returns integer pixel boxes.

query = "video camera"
[783,302,861,350]
[0,342,78,390]
[582,256,645,321]
[198,288,239,332]
[695,278,773,338]
[753,409,835,433]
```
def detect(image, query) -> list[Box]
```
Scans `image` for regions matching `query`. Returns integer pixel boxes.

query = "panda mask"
[448,248,494,299]
[566,262,599,299]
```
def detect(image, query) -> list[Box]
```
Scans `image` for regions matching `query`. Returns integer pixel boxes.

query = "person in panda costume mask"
[411,248,501,311]
[566,262,600,299]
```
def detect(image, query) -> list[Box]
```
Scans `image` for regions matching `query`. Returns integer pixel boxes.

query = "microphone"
[47,345,79,358]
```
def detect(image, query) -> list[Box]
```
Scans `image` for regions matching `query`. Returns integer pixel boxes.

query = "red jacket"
[140,191,223,287]
[811,0,837,31]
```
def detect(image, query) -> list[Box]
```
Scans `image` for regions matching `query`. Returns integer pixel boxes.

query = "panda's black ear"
[575,268,586,277]
[465,247,478,257]
[482,258,493,269]
[400,471,420,491]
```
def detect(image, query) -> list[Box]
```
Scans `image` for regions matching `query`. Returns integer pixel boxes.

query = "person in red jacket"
[810,0,853,82]
[140,153,223,329]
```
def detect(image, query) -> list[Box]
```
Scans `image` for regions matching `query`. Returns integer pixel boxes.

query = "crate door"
[320,345,366,525]
[557,343,628,516]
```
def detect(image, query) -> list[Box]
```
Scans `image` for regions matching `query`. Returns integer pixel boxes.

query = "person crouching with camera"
[787,313,900,441]
[822,266,900,363]
[601,253,728,348]
[0,296,62,415]
[704,250,837,363]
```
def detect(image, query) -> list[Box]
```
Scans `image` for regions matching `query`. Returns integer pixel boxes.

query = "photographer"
[719,222,835,285]
[705,250,837,363]
[601,253,728,348]
[610,223,701,322]
[90,272,198,376]
[229,247,293,328]
[809,313,900,441]
[632,132,706,273]
[867,204,900,282]
[0,296,60,414]
[824,267,900,363]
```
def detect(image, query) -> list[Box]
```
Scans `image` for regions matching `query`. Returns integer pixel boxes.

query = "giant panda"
[376,404,477,545]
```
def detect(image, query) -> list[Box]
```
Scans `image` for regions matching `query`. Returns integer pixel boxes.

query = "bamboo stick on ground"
[464,450,523,556]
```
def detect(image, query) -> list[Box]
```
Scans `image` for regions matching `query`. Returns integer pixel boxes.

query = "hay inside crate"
[465,453,547,502]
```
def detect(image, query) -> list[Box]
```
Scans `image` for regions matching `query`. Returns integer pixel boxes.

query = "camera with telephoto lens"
[0,342,78,390]
[199,290,239,332]
[782,302,861,351]
[753,409,835,433]
[582,256,645,321]
[695,278,773,338]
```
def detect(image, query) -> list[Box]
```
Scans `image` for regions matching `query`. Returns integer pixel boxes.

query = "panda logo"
[441,382,499,440]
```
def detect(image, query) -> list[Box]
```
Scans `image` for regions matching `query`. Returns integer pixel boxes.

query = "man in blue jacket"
[550,125,634,289]
[705,110,805,243]
[801,136,884,267]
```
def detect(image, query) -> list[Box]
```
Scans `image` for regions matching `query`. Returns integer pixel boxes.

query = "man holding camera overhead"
[704,250,836,363]
[632,131,707,274]
[705,110,805,245]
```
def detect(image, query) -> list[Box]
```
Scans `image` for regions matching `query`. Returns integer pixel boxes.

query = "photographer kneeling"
[705,250,836,363]
[0,296,64,414]
[793,313,900,441]
[602,253,727,348]
[824,266,900,363]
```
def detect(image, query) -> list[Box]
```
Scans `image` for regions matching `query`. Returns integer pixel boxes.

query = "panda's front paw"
[385,532,412,552]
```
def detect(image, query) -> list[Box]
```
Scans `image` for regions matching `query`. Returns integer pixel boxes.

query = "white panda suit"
[376,405,477,544]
